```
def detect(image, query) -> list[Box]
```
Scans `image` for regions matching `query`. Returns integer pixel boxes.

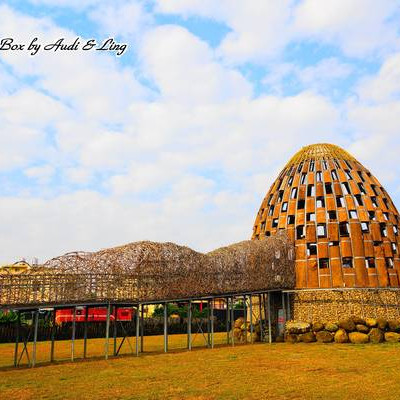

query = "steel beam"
[282,292,286,321]
[249,295,254,344]
[226,297,230,345]
[83,306,89,358]
[243,295,247,344]
[113,306,118,356]
[207,300,211,348]
[32,310,39,367]
[135,305,140,356]
[104,303,111,360]
[50,309,56,362]
[14,311,20,367]
[71,307,76,362]
[258,294,264,342]
[231,296,235,347]
[140,304,144,353]
[187,300,192,350]
[210,298,214,349]
[267,293,272,344]
[163,302,168,353]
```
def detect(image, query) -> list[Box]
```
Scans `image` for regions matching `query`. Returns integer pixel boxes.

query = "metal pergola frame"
[4,289,291,369]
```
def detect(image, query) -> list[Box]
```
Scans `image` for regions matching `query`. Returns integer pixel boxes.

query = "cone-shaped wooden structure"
[252,143,400,289]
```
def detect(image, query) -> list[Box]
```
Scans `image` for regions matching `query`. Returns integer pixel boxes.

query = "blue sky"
[0,0,400,263]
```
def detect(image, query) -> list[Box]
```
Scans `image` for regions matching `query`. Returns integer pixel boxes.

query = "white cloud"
[298,58,352,84]
[156,0,400,63]
[0,88,66,128]
[89,1,152,39]
[216,1,294,64]
[64,167,93,185]
[294,0,400,57]
[0,5,148,122]
[24,165,55,184]
[346,96,400,186]
[263,58,353,95]
[0,88,66,170]
[140,25,252,103]
[357,53,400,103]
[1,1,400,266]
[0,185,242,263]
[0,64,20,95]
[156,0,294,64]
[26,0,101,10]
[0,4,149,175]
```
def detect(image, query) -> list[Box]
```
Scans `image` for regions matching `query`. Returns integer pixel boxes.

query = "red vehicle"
[55,306,133,324]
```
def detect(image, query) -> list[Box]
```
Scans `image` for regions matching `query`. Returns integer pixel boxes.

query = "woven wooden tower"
[252,143,400,290]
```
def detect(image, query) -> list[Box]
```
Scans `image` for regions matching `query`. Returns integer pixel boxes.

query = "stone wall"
[291,289,400,322]
[285,318,400,344]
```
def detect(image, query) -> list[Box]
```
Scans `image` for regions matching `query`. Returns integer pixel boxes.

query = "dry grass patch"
[1,334,400,399]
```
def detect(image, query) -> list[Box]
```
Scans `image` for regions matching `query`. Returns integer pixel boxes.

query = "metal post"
[187,300,192,350]
[267,293,272,344]
[163,302,168,353]
[226,297,230,345]
[140,304,144,353]
[210,298,214,349]
[14,311,20,367]
[282,292,286,321]
[71,307,76,362]
[50,309,56,362]
[135,305,140,356]
[243,295,247,344]
[262,293,268,327]
[104,303,111,360]
[83,306,88,359]
[286,293,291,320]
[249,295,254,344]
[258,294,264,342]
[32,310,39,367]
[207,300,211,348]
[113,306,117,356]
[231,296,235,347]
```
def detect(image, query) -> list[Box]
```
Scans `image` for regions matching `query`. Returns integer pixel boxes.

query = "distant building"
[0,260,32,275]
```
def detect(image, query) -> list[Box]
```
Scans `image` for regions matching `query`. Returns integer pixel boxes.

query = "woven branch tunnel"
[0,232,295,308]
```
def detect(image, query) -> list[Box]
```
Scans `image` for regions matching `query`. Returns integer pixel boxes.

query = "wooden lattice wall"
[252,143,400,289]
[0,233,295,307]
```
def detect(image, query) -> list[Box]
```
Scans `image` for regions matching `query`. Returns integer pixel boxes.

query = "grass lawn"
[1,333,400,400]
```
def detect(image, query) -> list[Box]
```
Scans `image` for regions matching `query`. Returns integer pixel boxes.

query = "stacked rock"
[232,317,261,342]
[284,317,400,344]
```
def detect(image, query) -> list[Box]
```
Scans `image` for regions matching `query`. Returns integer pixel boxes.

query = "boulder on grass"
[316,331,334,343]
[351,316,366,325]
[325,322,339,332]
[365,318,377,328]
[339,318,356,332]
[285,333,299,343]
[286,321,311,334]
[376,318,388,330]
[369,328,384,343]
[387,320,400,332]
[349,332,369,344]
[233,328,242,340]
[356,324,369,334]
[234,318,244,329]
[334,329,349,343]
[312,322,324,332]
[299,332,316,343]
[384,332,400,343]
